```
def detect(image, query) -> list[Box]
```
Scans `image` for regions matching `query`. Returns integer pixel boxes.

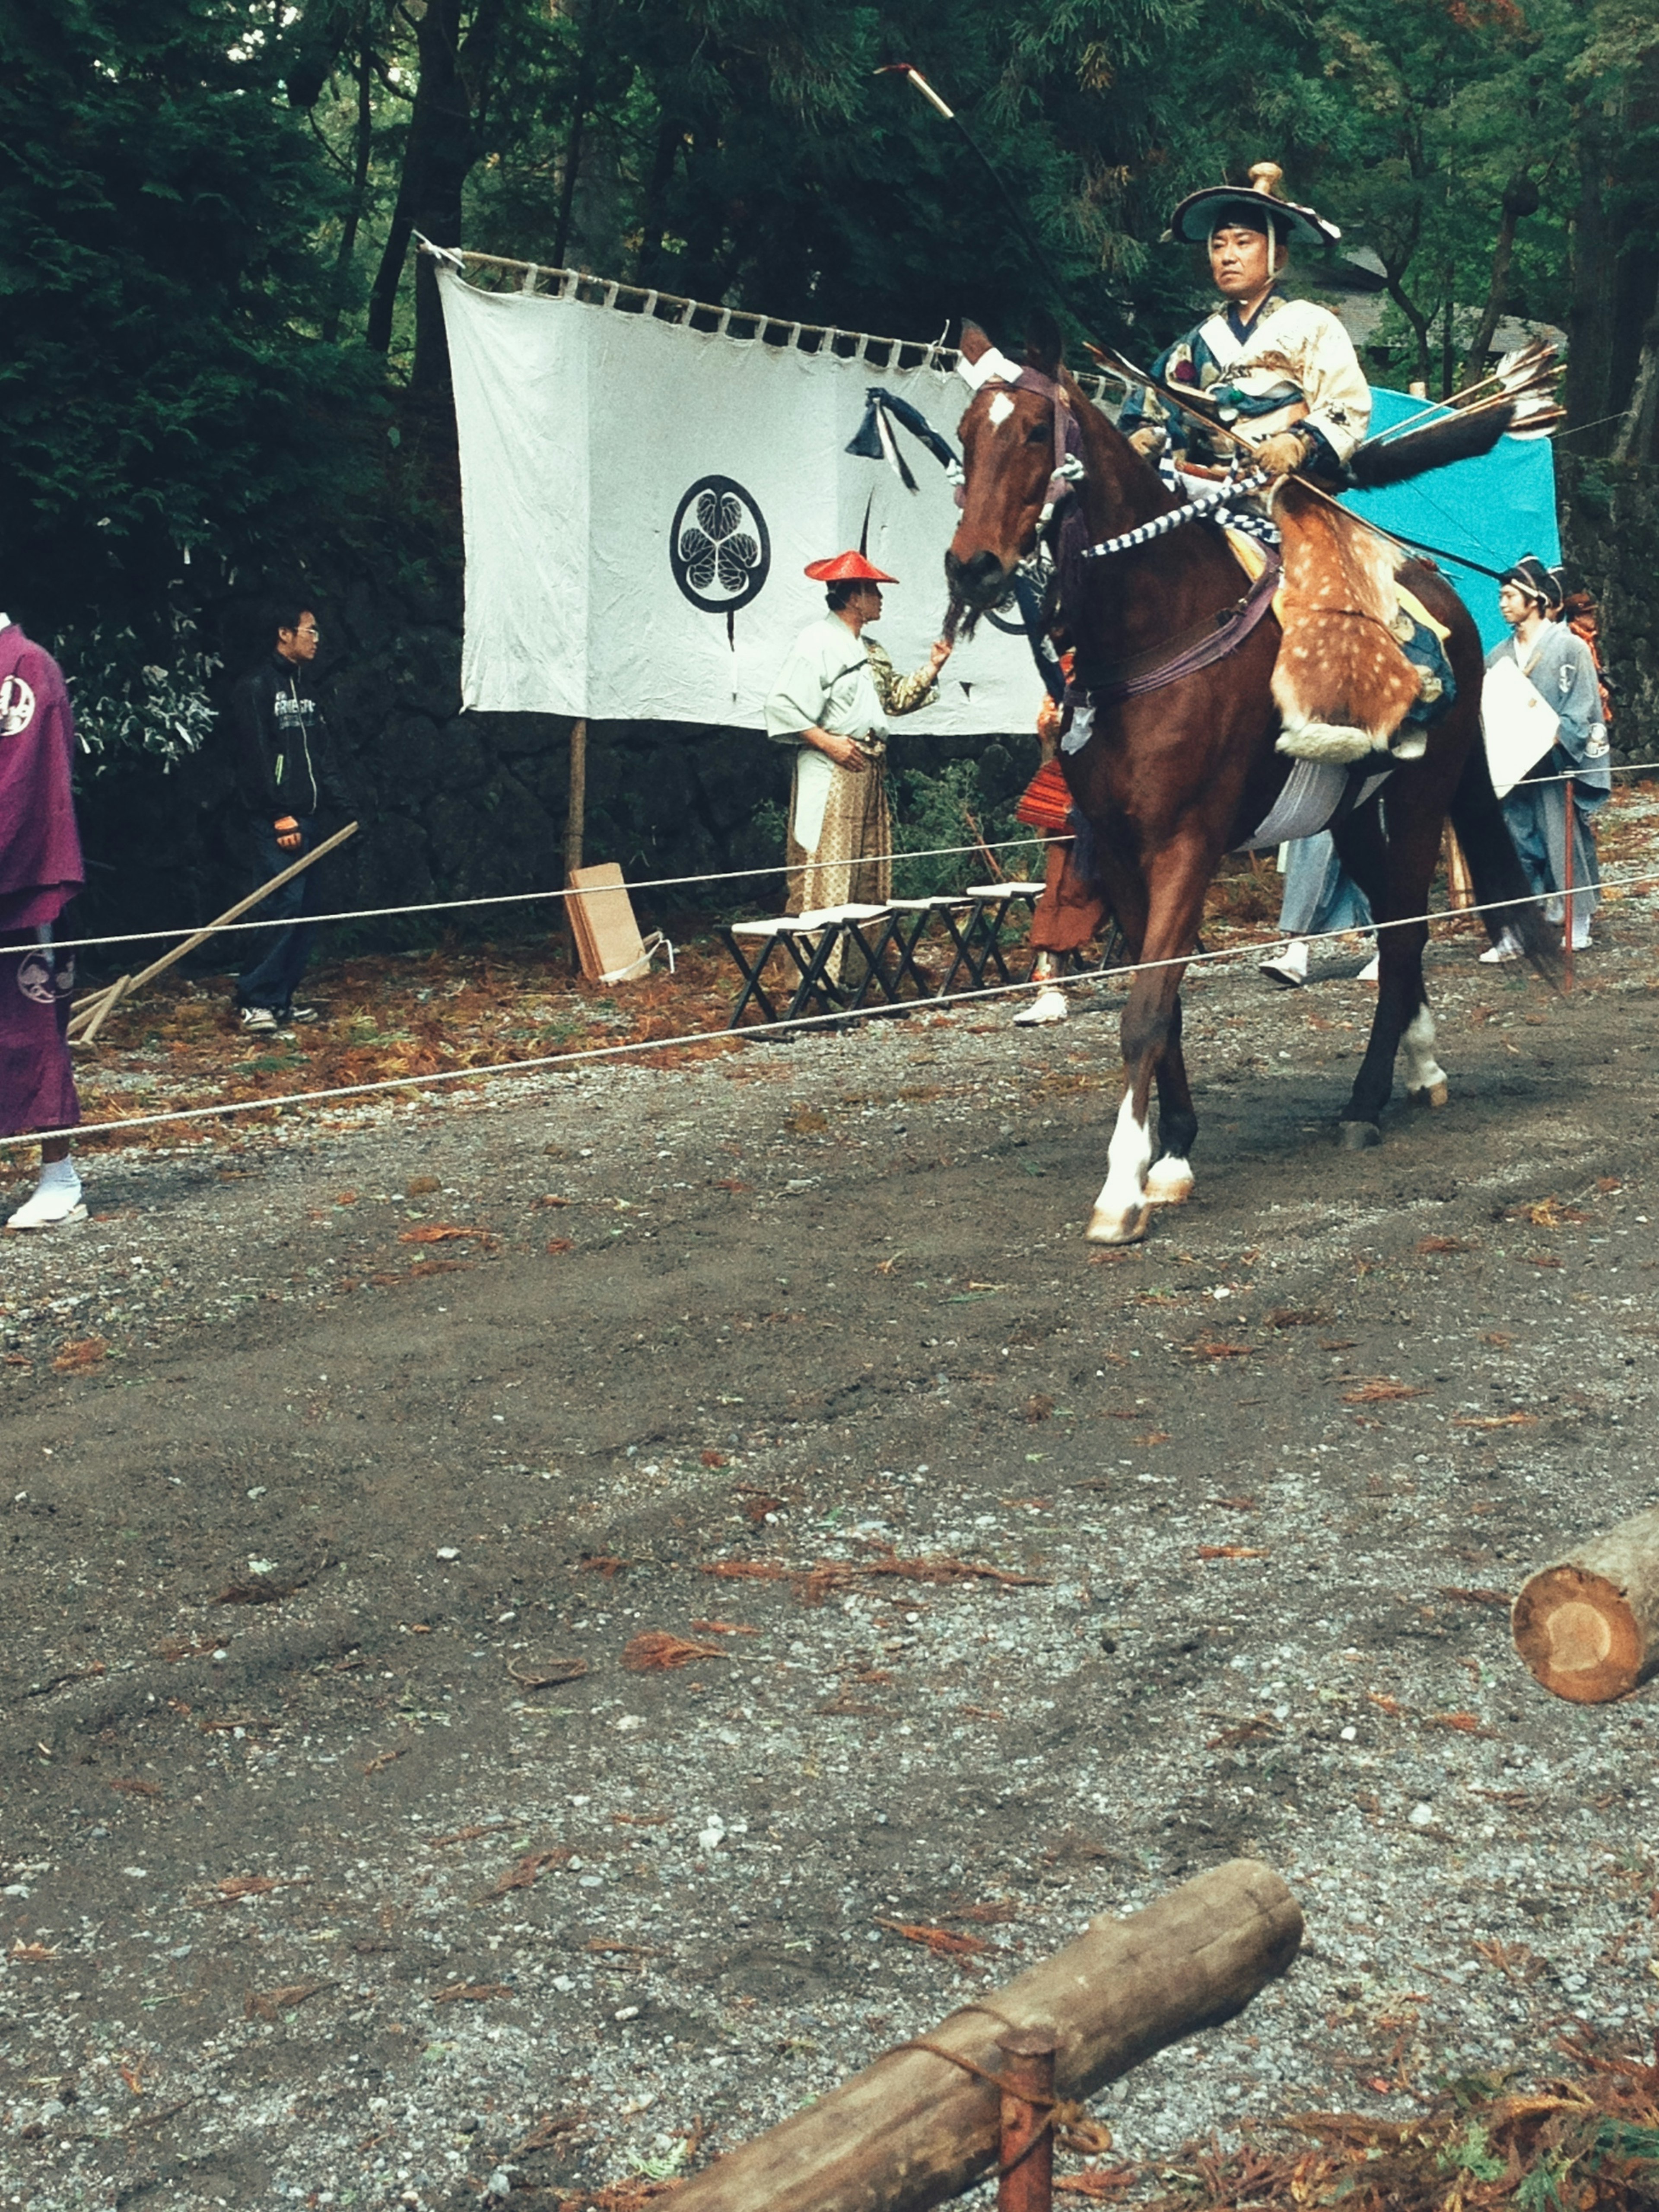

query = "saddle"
[1248,483,1455,765]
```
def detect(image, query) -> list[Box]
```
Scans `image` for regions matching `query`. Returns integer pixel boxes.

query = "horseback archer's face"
[1209,224,1275,301]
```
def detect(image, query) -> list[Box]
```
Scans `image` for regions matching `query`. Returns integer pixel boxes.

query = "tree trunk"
[1512,1505,1659,1701]
[324,38,376,345]
[1459,172,1539,391]
[364,0,504,392]
[1611,277,1659,464]
[632,109,682,286]
[669,1859,1302,2212]
[1565,99,1618,448]
[566,717,587,971]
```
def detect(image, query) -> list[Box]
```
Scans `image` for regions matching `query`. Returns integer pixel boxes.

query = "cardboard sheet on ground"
[437,272,1052,733]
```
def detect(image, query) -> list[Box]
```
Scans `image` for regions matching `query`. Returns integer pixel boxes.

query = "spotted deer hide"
[1269,481,1422,762]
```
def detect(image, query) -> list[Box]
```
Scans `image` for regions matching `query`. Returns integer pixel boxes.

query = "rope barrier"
[36,761,1659,960]
[8,858,1656,1153]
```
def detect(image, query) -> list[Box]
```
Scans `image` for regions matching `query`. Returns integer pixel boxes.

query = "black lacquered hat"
[1166,162,1341,249]
[1499,555,1564,611]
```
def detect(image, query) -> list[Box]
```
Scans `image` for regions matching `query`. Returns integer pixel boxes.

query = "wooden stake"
[566,718,587,970]
[69,973,131,1046]
[669,1858,1301,2212]
[1513,1506,1659,1702]
[70,822,359,1015]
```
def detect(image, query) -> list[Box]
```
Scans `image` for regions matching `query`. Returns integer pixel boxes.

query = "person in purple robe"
[0,612,88,1229]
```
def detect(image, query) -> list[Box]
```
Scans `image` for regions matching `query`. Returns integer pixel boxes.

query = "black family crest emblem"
[669,476,770,644]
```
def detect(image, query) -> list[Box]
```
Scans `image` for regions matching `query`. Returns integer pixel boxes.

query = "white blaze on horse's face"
[987,392,1016,429]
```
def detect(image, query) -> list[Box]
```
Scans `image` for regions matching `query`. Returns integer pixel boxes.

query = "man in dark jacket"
[229,598,347,1033]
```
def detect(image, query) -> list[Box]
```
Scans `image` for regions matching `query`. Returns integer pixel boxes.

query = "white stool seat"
[966,880,1045,899]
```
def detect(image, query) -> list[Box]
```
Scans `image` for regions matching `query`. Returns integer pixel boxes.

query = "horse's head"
[945,318,1071,633]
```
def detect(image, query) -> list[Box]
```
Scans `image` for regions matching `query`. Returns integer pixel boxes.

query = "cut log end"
[1513,1564,1645,1703]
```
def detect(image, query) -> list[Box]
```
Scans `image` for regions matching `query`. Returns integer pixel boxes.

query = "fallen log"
[669,1857,1301,2212]
[1512,1504,1659,1702]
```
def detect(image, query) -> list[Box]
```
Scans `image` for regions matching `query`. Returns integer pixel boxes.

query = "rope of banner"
[8,861,1656,1152]
[35,760,1659,960]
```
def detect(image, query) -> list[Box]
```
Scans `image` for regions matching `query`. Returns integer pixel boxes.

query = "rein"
[1074,549,1281,706]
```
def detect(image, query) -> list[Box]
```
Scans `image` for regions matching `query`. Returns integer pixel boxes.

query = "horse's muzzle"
[944,547,1011,614]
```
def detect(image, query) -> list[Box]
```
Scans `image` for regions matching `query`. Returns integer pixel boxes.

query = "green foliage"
[1437,2121,1507,2182]
[61,617,221,779]
[890,760,1029,899]
[0,0,379,631]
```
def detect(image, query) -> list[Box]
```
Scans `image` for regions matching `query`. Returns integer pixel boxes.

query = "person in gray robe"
[1481,556,1611,960]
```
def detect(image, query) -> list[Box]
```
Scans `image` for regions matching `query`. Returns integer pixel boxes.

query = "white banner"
[439,272,1058,734]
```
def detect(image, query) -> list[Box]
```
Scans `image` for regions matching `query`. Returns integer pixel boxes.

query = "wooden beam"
[670,1858,1301,2212]
[71,823,359,1015]
[1513,1505,1659,1701]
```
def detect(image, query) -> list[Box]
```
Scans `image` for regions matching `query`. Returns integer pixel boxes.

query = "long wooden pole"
[565,719,587,970]
[669,1858,1301,2212]
[70,823,359,1016]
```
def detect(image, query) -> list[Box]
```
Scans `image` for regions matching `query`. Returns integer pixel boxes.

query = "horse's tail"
[1446,735,1562,986]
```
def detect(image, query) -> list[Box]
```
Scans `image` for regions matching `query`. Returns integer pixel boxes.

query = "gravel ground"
[3,875,1659,2211]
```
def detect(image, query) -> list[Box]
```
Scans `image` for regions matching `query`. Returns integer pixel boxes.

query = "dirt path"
[3,915,1659,2209]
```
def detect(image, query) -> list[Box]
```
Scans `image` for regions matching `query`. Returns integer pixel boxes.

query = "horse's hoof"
[1086,1202,1151,1245]
[1408,1081,1450,1110]
[1145,1158,1195,1206]
[1338,1119,1382,1150]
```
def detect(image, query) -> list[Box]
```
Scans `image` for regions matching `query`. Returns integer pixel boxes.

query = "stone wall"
[1557,454,1659,764]
[70,554,1031,967]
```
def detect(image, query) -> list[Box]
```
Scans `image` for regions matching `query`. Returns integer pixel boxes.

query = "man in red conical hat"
[763,553,952,936]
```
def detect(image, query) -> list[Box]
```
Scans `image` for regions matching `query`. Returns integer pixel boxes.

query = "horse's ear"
[1023,310,1063,378]
[958,321,994,365]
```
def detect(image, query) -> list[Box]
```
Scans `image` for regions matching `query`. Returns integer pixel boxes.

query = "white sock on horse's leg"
[1146,1155,1195,1205]
[1087,1090,1154,1243]
[1401,1002,1449,1107]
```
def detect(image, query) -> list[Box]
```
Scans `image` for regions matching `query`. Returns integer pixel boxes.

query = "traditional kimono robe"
[1487,622,1611,939]
[0,620,84,1136]
[763,618,938,924]
[1121,290,1372,474]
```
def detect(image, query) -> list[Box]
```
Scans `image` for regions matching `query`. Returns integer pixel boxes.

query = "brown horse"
[946,324,1552,1244]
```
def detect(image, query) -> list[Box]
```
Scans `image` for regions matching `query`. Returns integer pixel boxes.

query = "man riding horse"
[1117,164,1449,769]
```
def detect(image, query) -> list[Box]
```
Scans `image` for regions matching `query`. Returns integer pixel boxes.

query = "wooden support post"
[566,718,587,969]
[70,823,359,1017]
[1513,1506,1659,1702]
[997,2029,1055,2212]
[1561,775,1575,993]
[1443,826,1475,914]
[669,1858,1301,2212]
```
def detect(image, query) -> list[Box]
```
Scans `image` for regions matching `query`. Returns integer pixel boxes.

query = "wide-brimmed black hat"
[1500,554,1564,611]
[1166,162,1341,249]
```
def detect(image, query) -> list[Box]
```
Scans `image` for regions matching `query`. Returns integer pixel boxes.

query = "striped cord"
[1081,467,1271,561]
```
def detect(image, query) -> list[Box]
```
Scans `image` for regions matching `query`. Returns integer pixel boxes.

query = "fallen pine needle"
[431,1821,514,1848]
[1197,1545,1270,1562]
[362,1743,410,1774]
[873,1916,989,1958]
[398,1224,493,1244]
[1340,1379,1429,1404]
[622,1631,730,1671]
[245,1980,331,2021]
[479,1847,574,1899]
[508,1656,589,1688]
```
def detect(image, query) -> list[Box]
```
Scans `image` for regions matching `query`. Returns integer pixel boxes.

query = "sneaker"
[1478,931,1521,965]
[1357,951,1380,984]
[1569,926,1592,953]
[1259,939,1308,988]
[238,1004,279,1034]
[1014,985,1070,1027]
[6,1182,87,1232]
[283,1003,322,1025]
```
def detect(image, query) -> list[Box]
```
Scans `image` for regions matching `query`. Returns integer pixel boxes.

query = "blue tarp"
[1341,386,1560,653]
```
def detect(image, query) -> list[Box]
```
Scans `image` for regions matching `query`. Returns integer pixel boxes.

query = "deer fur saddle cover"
[1267,482,1446,766]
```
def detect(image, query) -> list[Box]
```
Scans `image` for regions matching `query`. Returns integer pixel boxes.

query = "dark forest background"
[1,0,1656,947]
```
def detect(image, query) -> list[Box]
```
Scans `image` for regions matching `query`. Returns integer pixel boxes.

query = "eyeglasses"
[296,624,320,638]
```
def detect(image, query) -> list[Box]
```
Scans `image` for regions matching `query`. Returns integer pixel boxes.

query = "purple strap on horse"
[1078,544,1282,707]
